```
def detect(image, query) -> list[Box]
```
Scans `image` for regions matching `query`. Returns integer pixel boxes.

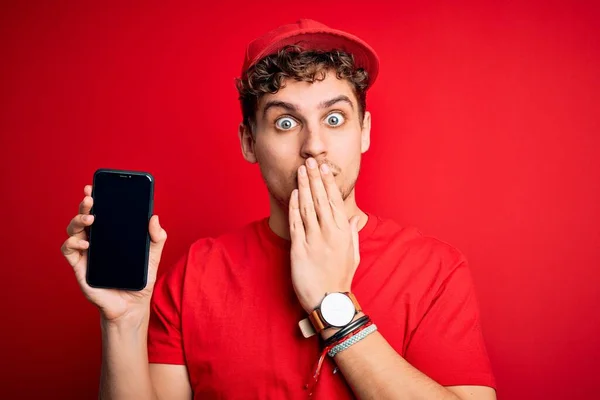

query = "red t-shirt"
[148,213,496,398]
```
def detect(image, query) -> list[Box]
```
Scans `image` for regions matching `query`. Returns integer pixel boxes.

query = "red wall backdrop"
[1,1,599,399]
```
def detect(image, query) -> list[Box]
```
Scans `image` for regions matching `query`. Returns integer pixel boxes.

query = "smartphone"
[86,168,154,291]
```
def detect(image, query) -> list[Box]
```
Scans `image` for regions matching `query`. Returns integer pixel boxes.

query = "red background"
[1,1,599,399]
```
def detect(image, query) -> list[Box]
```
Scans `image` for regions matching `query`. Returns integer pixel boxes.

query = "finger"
[147,215,167,281]
[320,163,348,229]
[305,158,334,227]
[350,216,361,269]
[61,236,89,267]
[66,213,95,239]
[297,165,319,238]
[78,194,93,215]
[84,184,92,197]
[288,189,306,243]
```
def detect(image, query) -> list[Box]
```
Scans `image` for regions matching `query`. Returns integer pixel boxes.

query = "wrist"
[100,308,150,332]
[320,311,365,341]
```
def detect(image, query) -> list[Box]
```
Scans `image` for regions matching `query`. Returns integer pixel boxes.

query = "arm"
[321,319,496,400]
[149,364,192,400]
[320,261,496,400]
[60,185,190,400]
[98,316,154,400]
[288,159,496,400]
[99,315,192,400]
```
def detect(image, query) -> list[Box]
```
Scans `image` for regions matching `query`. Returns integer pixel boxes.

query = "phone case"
[86,168,154,291]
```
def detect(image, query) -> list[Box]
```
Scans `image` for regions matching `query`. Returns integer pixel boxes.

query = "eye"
[275,117,298,131]
[326,112,345,127]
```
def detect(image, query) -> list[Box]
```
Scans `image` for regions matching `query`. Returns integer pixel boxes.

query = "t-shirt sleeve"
[147,251,188,365]
[404,253,496,389]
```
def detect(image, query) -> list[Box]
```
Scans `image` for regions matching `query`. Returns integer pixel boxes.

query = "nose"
[300,125,327,160]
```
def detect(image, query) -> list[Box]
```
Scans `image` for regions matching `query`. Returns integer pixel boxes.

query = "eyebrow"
[262,95,355,119]
[320,95,354,111]
[262,101,298,119]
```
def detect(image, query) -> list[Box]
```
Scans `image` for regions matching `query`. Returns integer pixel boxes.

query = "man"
[62,19,496,399]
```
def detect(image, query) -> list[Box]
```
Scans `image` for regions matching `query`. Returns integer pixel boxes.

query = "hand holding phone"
[60,169,168,322]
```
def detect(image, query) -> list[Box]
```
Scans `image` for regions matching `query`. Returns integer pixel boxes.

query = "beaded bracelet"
[328,324,378,357]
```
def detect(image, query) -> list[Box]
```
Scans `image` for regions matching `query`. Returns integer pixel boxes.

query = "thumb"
[350,215,361,268]
[148,215,167,280]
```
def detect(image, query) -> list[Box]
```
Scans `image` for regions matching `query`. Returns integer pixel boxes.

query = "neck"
[268,188,368,240]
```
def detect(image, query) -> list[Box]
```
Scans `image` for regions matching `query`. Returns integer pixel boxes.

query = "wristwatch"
[308,292,362,333]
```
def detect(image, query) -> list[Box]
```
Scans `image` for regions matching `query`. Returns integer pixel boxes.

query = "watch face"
[321,292,355,327]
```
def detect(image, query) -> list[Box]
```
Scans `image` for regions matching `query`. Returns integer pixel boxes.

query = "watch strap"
[308,309,326,332]
[346,292,362,313]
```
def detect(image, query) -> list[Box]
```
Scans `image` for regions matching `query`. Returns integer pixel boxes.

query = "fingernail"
[299,166,307,176]
[320,163,330,174]
[307,158,317,169]
[82,215,90,222]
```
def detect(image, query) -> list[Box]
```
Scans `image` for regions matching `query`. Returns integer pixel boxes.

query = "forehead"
[258,71,357,112]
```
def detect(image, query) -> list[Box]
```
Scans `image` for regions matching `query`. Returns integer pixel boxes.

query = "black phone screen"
[86,170,154,290]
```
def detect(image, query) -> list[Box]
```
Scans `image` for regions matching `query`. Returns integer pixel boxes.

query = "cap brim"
[247,28,380,88]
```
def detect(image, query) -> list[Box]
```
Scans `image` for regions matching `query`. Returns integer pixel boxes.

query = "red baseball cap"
[241,19,380,88]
